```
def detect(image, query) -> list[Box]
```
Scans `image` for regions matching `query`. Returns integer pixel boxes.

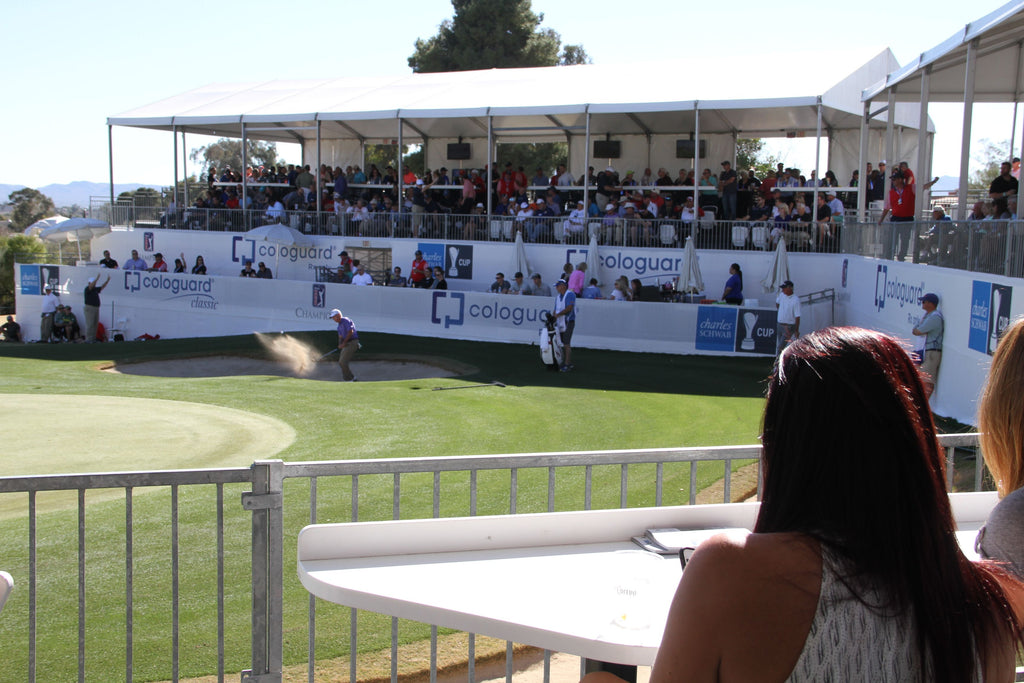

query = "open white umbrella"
[585,232,601,287]
[244,223,313,274]
[761,237,791,293]
[38,218,111,260]
[25,215,68,237]
[676,235,704,295]
[511,230,532,280]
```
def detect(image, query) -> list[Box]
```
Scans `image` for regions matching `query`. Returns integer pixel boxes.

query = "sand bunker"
[105,354,466,382]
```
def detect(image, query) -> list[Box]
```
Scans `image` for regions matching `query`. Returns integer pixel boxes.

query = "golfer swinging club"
[329,308,359,382]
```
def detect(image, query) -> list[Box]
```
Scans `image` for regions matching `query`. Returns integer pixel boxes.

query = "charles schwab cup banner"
[969,280,1013,355]
[695,305,776,354]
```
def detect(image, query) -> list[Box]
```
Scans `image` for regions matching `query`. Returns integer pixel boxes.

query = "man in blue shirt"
[123,250,147,271]
[912,293,943,400]
[553,279,577,372]
[330,308,360,382]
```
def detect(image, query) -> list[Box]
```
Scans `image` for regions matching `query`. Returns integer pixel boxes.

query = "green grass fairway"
[0,332,774,681]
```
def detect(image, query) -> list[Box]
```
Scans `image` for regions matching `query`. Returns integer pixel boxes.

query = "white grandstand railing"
[0,435,989,682]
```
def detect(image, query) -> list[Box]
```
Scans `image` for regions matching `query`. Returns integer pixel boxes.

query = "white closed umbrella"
[761,237,791,293]
[511,230,532,280]
[676,235,704,295]
[39,218,111,260]
[244,224,312,274]
[585,232,601,287]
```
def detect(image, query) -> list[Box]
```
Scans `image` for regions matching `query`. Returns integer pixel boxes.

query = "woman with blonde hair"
[977,316,1024,577]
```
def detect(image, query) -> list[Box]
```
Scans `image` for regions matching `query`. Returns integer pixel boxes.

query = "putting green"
[0,394,295,518]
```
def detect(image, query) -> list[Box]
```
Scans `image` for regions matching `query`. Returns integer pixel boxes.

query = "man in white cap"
[552,278,577,372]
[564,200,587,240]
[83,273,111,343]
[329,308,359,381]
[40,284,61,342]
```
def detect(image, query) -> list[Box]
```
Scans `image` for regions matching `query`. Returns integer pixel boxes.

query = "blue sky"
[3,0,1020,188]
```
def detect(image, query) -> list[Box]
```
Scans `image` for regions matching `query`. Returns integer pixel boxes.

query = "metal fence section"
[0,436,986,683]
[840,219,1024,277]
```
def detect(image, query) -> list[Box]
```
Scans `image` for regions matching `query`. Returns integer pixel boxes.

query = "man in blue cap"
[912,292,943,400]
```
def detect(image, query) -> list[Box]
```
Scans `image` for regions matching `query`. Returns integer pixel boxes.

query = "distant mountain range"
[1,181,158,209]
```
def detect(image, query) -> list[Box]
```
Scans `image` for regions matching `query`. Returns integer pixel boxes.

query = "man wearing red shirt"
[878,172,915,261]
[410,250,429,288]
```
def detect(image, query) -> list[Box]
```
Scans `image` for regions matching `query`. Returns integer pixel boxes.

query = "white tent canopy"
[861,0,1024,217]
[108,48,930,195]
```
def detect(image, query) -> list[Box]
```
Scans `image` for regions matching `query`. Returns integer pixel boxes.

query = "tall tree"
[409,0,588,73]
[0,234,47,311]
[189,139,279,179]
[8,188,56,232]
[735,139,781,179]
[968,138,1010,194]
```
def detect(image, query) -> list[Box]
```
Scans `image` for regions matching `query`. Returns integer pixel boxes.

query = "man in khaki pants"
[330,309,359,382]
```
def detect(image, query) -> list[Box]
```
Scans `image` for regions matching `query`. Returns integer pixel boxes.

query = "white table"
[298,492,997,667]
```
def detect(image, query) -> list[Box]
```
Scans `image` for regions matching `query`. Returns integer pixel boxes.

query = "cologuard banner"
[15,264,777,358]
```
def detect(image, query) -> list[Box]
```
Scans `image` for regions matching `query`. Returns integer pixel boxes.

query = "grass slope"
[0,333,773,681]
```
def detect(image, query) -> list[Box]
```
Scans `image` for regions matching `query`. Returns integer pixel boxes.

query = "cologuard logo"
[232,236,256,264]
[431,291,465,328]
[431,291,546,329]
[123,272,218,309]
[231,236,335,264]
[873,264,925,312]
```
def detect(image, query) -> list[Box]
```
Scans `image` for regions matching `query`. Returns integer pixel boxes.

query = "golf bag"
[539,312,564,371]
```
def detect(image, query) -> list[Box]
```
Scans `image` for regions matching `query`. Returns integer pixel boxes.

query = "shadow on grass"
[0,331,775,398]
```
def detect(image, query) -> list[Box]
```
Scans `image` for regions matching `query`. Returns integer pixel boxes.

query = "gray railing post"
[241,460,284,683]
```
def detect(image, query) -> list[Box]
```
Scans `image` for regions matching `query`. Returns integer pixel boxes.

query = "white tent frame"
[107,50,932,222]
[861,0,1024,218]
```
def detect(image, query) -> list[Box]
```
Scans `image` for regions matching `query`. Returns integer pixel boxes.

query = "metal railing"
[840,219,1024,277]
[0,435,985,683]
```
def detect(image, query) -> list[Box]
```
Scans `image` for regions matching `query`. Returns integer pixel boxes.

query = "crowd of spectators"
[174,158,861,247]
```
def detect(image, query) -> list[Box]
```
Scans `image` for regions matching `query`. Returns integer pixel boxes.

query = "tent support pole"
[486,114,493,219]
[108,125,115,211]
[858,101,869,220]
[583,110,591,212]
[812,98,822,224]
[959,40,978,220]
[1015,41,1024,216]
[915,67,931,231]
[182,131,189,208]
[241,122,248,226]
[884,90,895,211]
[316,120,322,214]
[173,124,179,206]
[693,103,700,206]
[397,119,404,212]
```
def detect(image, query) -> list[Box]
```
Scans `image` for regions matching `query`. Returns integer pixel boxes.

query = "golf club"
[431,381,507,391]
[316,347,340,361]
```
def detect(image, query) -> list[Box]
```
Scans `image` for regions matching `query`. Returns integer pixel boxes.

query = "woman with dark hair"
[721,263,743,305]
[977,317,1024,578]
[191,255,207,275]
[589,328,1024,683]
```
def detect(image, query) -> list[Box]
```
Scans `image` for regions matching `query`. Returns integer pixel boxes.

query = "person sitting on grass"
[585,327,1024,683]
[1,316,21,342]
